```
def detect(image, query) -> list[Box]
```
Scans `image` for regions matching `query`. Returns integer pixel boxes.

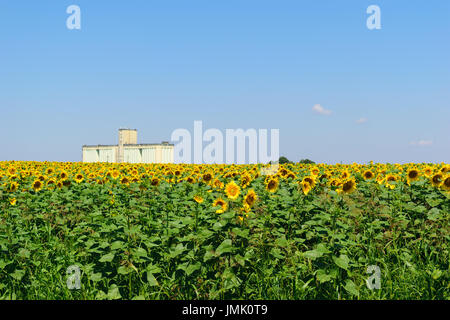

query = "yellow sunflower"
[74,173,84,184]
[266,178,279,193]
[213,198,228,213]
[406,168,420,183]
[32,179,43,192]
[363,170,374,180]
[225,181,241,200]
[442,175,450,192]
[194,195,204,203]
[243,189,258,207]
[300,181,312,195]
[341,178,356,194]
[431,173,443,188]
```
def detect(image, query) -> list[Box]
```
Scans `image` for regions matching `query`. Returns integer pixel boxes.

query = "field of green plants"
[0,161,448,299]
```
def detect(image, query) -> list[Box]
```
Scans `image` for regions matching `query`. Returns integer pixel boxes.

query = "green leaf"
[427,208,442,221]
[117,266,131,275]
[185,263,201,276]
[216,239,233,256]
[99,252,115,263]
[90,273,102,282]
[10,269,25,281]
[110,241,124,250]
[303,249,323,260]
[275,236,289,248]
[316,270,333,283]
[147,272,159,286]
[0,260,11,270]
[431,269,443,280]
[18,248,30,259]
[344,279,359,296]
[107,284,122,300]
[333,254,349,270]
[270,248,285,259]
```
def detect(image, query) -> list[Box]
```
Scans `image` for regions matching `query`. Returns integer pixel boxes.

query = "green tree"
[278,156,290,164]
[299,159,315,164]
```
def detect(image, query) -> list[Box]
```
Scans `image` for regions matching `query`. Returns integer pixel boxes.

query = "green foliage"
[0,176,448,300]
[278,156,290,164]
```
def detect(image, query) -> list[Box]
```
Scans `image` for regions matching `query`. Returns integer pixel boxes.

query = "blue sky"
[0,0,449,164]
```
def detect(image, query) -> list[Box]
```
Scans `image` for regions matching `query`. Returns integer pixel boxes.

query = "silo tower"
[117,128,137,162]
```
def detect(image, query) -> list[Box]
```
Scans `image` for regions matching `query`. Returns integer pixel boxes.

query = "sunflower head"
[341,178,356,194]
[32,179,43,192]
[194,195,204,204]
[266,178,279,193]
[442,175,450,192]
[151,177,160,186]
[431,173,443,187]
[213,198,228,213]
[363,170,374,180]
[225,181,241,200]
[74,173,84,183]
[300,181,312,195]
[244,189,258,207]
[407,168,420,182]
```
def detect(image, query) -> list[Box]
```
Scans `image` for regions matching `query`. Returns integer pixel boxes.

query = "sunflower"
[59,170,68,180]
[225,181,240,200]
[363,170,374,180]
[74,173,84,184]
[340,170,350,180]
[212,178,224,189]
[423,166,433,177]
[442,175,450,192]
[120,176,130,185]
[300,181,312,195]
[240,173,252,188]
[7,181,18,192]
[202,172,213,184]
[406,168,420,183]
[213,198,228,213]
[243,189,258,207]
[302,176,316,188]
[310,166,320,176]
[151,177,160,186]
[46,179,56,189]
[190,194,203,204]
[32,179,43,192]
[111,170,121,180]
[431,173,443,187]
[9,198,17,206]
[185,176,195,184]
[341,178,356,194]
[266,178,279,193]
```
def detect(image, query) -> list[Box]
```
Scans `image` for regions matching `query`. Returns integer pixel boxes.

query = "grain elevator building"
[82,129,174,163]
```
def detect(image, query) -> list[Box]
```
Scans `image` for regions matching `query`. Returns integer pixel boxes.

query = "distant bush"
[278,156,290,164]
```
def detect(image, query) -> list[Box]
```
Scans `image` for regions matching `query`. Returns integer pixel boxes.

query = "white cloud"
[410,140,433,147]
[356,117,368,124]
[312,104,332,116]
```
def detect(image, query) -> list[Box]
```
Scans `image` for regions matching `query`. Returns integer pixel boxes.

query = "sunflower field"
[0,161,449,300]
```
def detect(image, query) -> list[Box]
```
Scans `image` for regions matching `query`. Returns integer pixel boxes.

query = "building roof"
[83,143,174,148]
